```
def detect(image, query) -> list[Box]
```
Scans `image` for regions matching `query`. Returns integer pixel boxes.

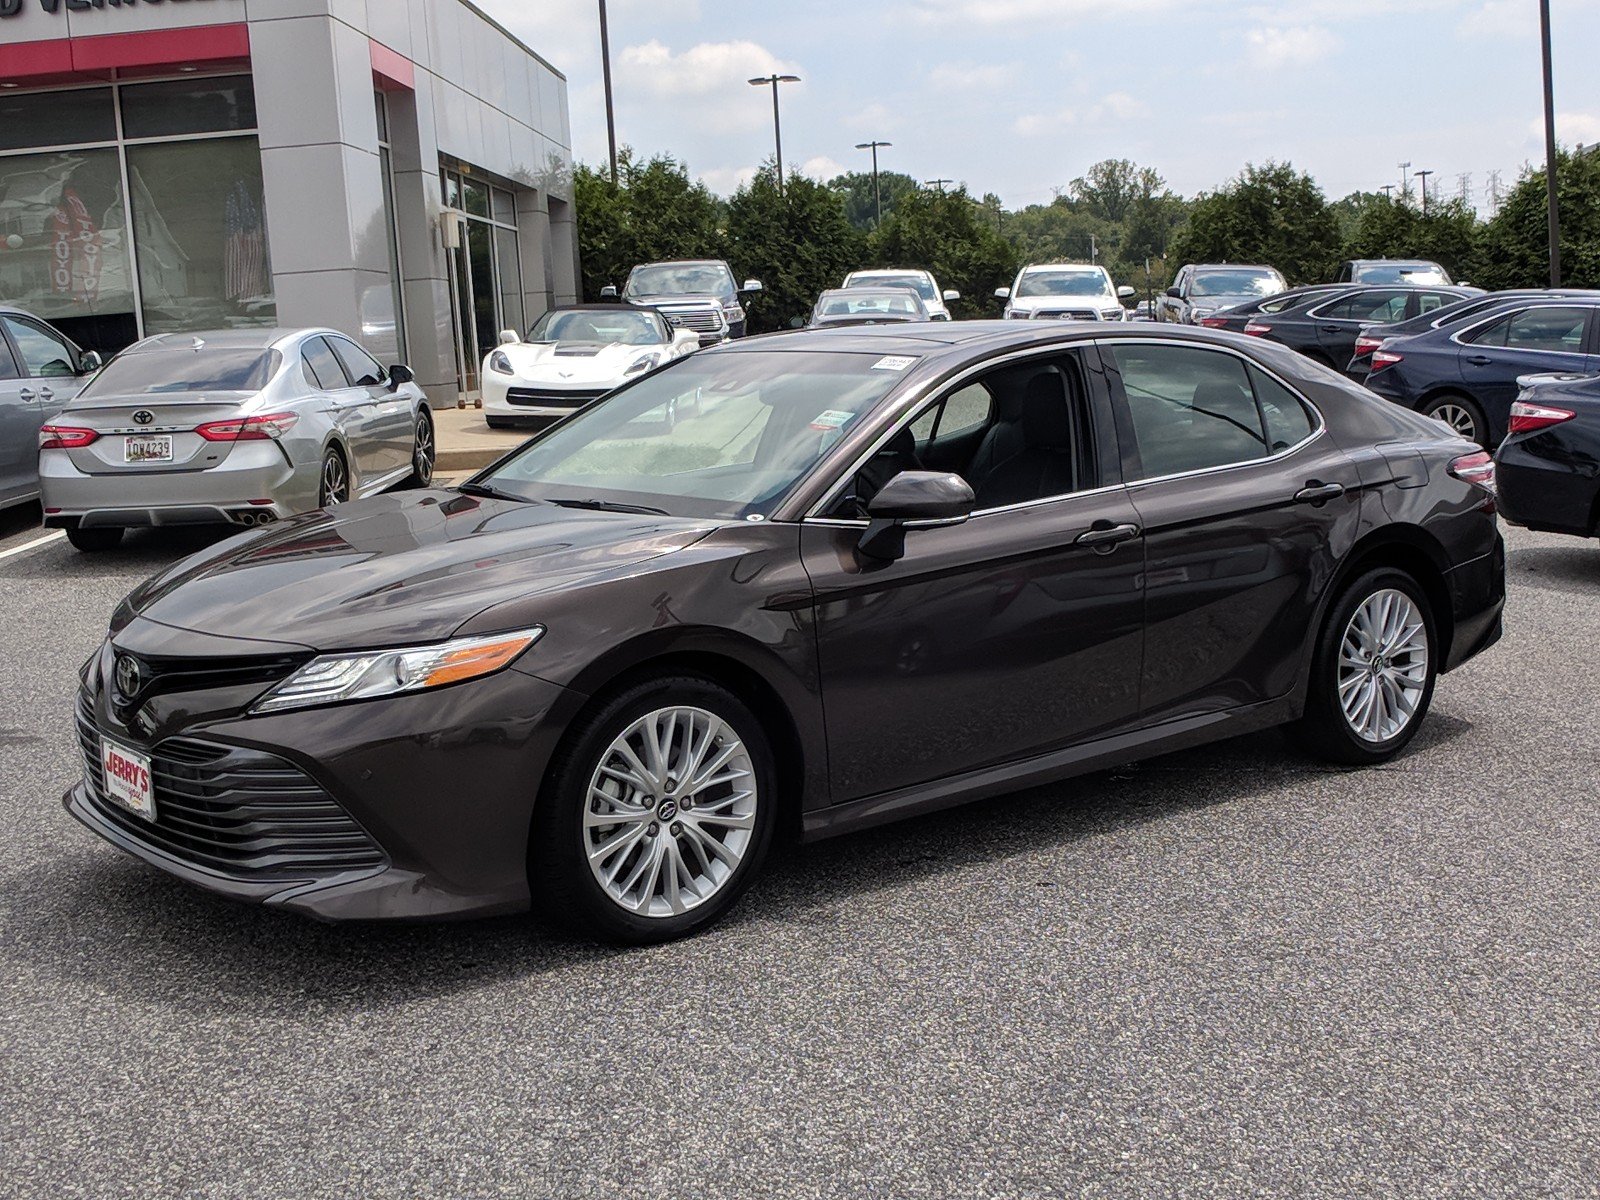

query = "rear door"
[1099,339,1363,723]
[329,336,411,476]
[0,315,86,498]
[1308,290,1409,365]
[0,331,31,502]
[1458,305,1596,441]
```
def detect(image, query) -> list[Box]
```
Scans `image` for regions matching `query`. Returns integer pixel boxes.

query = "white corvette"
[481,305,701,428]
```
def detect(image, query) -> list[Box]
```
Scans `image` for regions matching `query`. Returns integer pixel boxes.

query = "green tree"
[1068,159,1165,224]
[827,170,922,230]
[1341,195,1481,283]
[867,185,1018,318]
[1169,161,1342,284]
[573,149,725,301]
[1472,148,1600,289]
[725,165,866,332]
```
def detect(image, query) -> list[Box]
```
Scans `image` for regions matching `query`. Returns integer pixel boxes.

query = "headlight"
[1190,307,1215,319]
[721,304,741,320]
[625,353,662,375]
[488,350,514,375]
[251,628,544,715]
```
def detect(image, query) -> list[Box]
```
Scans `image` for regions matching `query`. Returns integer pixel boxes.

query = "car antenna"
[191,337,205,350]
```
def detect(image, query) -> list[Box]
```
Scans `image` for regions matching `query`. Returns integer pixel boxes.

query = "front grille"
[76,696,384,880]
[110,649,308,713]
[1034,308,1101,321]
[661,307,724,333]
[505,387,607,408]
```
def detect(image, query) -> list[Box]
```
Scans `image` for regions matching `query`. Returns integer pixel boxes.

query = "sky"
[484,0,1600,211]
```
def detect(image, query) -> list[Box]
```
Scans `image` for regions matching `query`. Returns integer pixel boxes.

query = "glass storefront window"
[0,89,115,152]
[491,186,515,225]
[462,178,490,218]
[0,148,137,351]
[493,226,523,338]
[125,137,275,335]
[120,76,258,139]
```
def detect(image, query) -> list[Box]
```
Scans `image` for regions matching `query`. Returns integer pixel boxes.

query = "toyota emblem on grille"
[114,654,142,699]
[132,409,155,426]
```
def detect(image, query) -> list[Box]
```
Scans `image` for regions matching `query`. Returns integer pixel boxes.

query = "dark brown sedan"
[68,323,1505,942]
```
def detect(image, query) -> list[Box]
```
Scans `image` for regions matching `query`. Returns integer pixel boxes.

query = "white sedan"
[481,306,700,429]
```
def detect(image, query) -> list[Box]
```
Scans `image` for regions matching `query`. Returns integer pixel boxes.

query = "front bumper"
[39,441,313,528]
[481,374,610,421]
[67,637,585,921]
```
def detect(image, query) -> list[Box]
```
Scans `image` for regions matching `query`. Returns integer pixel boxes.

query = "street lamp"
[597,0,618,184]
[924,178,953,193]
[855,140,892,225]
[1539,0,1561,285]
[1415,169,1434,215]
[748,74,801,196]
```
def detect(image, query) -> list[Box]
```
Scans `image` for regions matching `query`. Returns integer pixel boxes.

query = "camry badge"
[132,410,155,426]
[114,654,142,698]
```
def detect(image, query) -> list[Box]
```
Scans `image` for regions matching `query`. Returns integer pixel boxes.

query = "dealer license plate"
[123,435,172,464]
[100,738,155,820]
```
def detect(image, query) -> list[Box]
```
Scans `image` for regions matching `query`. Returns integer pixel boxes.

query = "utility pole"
[1379,184,1396,200]
[1539,0,1562,285]
[1415,169,1434,215]
[1398,161,1412,204]
[748,74,801,197]
[924,178,953,193]
[597,0,618,184]
[1088,234,1098,263]
[855,140,892,225]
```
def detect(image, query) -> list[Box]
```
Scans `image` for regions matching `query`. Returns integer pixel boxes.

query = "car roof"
[1020,262,1107,272]
[119,328,306,354]
[549,303,667,316]
[629,259,729,269]
[1189,263,1281,272]
[848,268,933,277]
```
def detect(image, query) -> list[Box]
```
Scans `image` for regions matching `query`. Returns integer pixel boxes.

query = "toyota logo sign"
[114,654,142,699]
[131,409,155,426]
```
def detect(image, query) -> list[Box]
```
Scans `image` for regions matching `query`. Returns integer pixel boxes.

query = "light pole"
[748,74,801,197]
[924,178,953,193]
[1379,184,1396,200]
[1415,169,1434,215]
[1398,161,1412,204]
[1539,0,1561,285]
[855,140,892,225]
[597,0,618,184]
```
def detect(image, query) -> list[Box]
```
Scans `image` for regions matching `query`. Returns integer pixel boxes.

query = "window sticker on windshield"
[871,355,918,372]
[809,409,856,432]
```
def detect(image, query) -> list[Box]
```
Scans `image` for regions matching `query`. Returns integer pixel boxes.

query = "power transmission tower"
[1485,170,1503,216]
[1456,172,1472,203]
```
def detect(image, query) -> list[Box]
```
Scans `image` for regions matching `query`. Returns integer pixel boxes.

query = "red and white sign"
[101,739,155,820]
[50,187,101,304]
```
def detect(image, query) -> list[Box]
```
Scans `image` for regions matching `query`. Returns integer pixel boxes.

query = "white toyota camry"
[481,305,701,429]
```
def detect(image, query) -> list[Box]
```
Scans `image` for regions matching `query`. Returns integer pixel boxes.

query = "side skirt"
[801,696,1299,843]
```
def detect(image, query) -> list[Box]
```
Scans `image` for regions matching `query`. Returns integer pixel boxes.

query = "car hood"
[1189,293,1264,311]
[499,341,657,383]
[1008,295,1119,313]
[118,490,720,651]
[627,293,726,309]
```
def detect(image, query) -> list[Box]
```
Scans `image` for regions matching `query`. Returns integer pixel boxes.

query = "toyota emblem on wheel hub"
[131,409,155,426]
[656,798,678,822]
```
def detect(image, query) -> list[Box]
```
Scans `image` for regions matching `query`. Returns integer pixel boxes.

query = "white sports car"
[481,305,701,428]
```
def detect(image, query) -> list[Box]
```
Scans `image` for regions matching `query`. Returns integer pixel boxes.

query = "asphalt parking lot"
[2,506,1596,1199]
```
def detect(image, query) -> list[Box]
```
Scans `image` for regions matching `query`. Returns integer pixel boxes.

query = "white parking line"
[0,531,65,563]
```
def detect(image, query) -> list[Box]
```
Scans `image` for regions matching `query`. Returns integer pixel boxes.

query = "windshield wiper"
[456,481,528,503]
[547,496,670,516]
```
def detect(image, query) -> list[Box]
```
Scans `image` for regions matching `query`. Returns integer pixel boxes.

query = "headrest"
[1021,373,1071,448]
[879,425,916,459]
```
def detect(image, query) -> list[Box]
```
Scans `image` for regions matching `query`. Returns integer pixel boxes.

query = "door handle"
[1075,522,1140,551]
[1293,481,1345,505]
[1319,324,1343,334]
[38,387,53,401]
[1466,355,1492,366]
[18,388,35,402]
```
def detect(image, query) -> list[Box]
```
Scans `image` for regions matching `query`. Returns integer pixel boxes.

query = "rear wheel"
[1291,568,1437,764]
[530,676,775,944]
[405,411,434,488]
[318,448,349,507]
[65,525,122,553]
[1421,393,1487,447]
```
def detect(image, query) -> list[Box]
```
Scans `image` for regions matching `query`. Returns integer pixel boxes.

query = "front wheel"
[405,411,434,488]
[1290,568,1438,764]
[530,676,776,944]
[318,448,349,507]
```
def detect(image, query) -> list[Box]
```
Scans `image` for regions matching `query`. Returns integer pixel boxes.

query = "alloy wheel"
[1337,588,1430,743]
[321,452,349,506]
[583,705,757,918]
[1429,402,1478,441]
[414,417,434,484]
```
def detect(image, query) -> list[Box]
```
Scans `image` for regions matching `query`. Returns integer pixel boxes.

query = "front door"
[329,336,412,476]
[800,349,1145,803]
[1099,339,1364,722]
[0,315,83,502]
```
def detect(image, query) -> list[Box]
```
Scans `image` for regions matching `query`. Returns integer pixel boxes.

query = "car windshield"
[1016,270,1111,298]
[529,310,665,346]
[625,264,733,297]
[849,274,936,301]
[1356,264,1449,285]
[1191,270,1283,298]
[477,350,905,520]
[817,292,922,317]
[78,347,279,396]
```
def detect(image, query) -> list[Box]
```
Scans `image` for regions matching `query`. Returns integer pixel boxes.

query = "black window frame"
[301,336,352,391]
[1462,305,1598,355]
[328,336,388,387]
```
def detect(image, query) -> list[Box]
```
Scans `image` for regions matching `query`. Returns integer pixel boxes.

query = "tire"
[1290,568,1438,765]
[529,675,776,944]
[318,448,349,507]
[404,410,434,488]
[1420,393,1488,447]
[486,417,513,431]
[66,525,122,552]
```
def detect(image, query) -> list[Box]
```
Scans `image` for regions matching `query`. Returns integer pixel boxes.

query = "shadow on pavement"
[1507,543,1600,596]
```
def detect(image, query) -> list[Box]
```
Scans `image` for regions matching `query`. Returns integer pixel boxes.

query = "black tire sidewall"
[1299,568,1439,764]
[530,676,776,944]
[66,525,122,552]
[318,449,346,507]
[409,413,433,487]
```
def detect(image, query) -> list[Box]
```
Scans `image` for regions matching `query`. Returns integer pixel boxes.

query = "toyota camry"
[67,323,1504,943]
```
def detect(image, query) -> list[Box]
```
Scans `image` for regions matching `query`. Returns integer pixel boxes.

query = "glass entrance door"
[441,167,524,399]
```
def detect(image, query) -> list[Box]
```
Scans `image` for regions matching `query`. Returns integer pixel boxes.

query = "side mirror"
[858,470,975,561]
[788,316,806,329]
[600,284,619,299]
[78,350,103,374]
[498,329,519,345]
[1117,286,1136,299]
[1165,286,1183,300]
[942,289,961,301]
[387,363,415,390]
[740,279,763,293]
[993,287,1011,300]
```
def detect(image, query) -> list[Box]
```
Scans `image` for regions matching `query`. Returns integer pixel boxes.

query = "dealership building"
[0,0,579,404]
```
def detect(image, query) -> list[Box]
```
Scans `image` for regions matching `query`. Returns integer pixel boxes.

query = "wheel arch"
[1323,525,1457,667]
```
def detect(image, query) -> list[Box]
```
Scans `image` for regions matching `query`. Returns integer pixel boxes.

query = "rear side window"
[1507,307,1588,353]
[302,337,350,390]
[1317,291,1408,322]
[329,337,386,386]
[1416,292,1457,315]
[1249,365,1317,453]
[1110,344,1268,479]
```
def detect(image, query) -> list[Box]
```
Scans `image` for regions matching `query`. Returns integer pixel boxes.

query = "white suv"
[842,269,960,321]
[996,263,1133,321]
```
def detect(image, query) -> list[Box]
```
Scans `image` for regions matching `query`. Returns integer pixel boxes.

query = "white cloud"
[1530,112,1600,146]
[619,39,801,98]
[800,155,848,181]
[928,61,1013,90]
[907,0,1181,25]
[1458,0,1532,37]
[699,165,759,195]
[1013,92,1147,136]
[1243,25,1340,69]
[842,101,900,134]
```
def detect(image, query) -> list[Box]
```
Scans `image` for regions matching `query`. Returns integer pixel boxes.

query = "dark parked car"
[1195,285,1347,334]
[1241,284,1480,377]
[1336,259,1453,285]
[1366,298,1600,445]
[1347,289,1600,380]
[1495,372,1600,540]
[68,323,1504,943]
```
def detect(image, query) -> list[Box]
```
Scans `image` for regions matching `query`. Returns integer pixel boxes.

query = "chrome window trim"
[1449,301,1598,357]
[802,481,1131,530]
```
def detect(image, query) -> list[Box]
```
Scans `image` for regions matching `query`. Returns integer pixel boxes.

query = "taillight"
[39,425,99,450]
[195,412,300,442]
[1448,451,1496,493]
[1508,400,1576,434]
[1243,321,1271,336]
[1353,335,1384,359]
[1198,316,1230,328]
[1369,350,1404,372]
